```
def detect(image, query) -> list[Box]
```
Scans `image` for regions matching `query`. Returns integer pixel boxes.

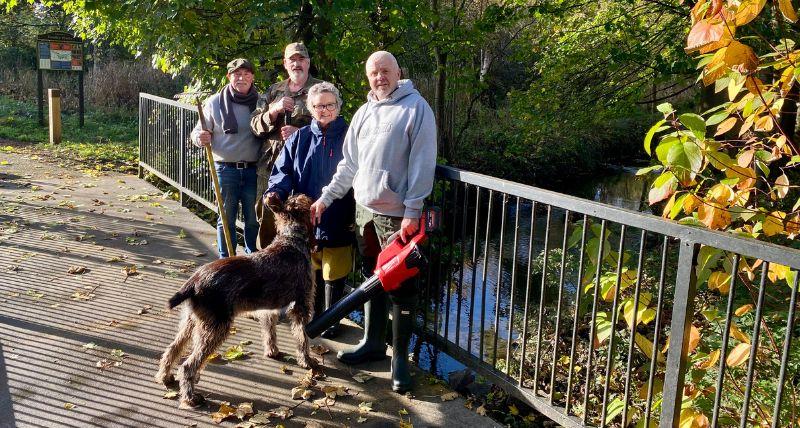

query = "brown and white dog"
[155,194,317,408]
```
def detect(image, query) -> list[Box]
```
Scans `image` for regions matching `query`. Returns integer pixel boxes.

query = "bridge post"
[660,240,700,427]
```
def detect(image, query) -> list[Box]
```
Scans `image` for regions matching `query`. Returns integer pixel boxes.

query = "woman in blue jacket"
[265,81,355,338]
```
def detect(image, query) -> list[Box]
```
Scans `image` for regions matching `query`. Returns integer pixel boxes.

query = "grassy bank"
[0,96,138,172]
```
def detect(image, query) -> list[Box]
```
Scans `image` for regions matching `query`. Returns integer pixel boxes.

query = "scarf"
[220,84,258,134]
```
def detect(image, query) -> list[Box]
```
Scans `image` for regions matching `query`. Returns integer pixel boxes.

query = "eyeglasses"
[313,103,338,112]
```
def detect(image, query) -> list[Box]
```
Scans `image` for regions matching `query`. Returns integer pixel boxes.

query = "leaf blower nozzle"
[305,209,437,339]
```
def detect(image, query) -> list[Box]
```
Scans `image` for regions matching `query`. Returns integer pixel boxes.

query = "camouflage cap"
[226,58,254,74]
[284,42,309,59]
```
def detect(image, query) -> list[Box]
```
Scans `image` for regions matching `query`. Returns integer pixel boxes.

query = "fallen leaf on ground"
[440,392,459,401]
[106,256,124,263]
[240,340,252,346]
[222,345,250,361]
[122,265,139,277]
[64,403,76,410]
[476,405,487,415]
[358,402,373,414]
[110,349,125,358]
[96,359,115,370]
[357,416,368,423]
[321,385,347,398]
[236,402,254,420]
[310,344,329,355]
[163,390,179,399]
[210,402,237,424]
[26,290,44,300]
[266,406,293,420]
[352,372,373,383]
[125,237,148,246]
[71,289,95,300]
[291,387,314,400]
[280,365,292,375]
[137,305,153,315]
[68,266,87,274]
[82,342,97,350]
[153,259,164,264]
[248,411,272,424]
[313,397,335,407]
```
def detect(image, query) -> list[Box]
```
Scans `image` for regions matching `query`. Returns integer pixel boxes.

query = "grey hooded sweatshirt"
[318,79,437,219]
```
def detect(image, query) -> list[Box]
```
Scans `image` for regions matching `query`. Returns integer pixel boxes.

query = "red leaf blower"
[305,209,439,338]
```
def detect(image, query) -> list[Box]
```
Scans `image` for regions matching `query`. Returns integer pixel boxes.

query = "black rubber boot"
[320,278,345,339]
[391,299,416,393]
[337,292,388,364]
[313,270,325,318]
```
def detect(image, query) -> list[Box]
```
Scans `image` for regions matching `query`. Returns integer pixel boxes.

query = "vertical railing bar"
[478,190,494,362]
[519,201,537,387]
[660,240,701,427]
[179,108,185,204]
[444,181,458,342]
[432,180,447,337]
[492,193,508,368]
[467,187,481,356]
[549,209,570,404]
[583,219,607,425]
[533,205,552,391]
[645,236,670,426]
[455,182,469,348]
[622,229,647,425]
[771,271,800,428]
[711,253,740,428]
[565,214,589,416]
[600,224,627,426]
[505,196,522,377]
[739,262,769,428]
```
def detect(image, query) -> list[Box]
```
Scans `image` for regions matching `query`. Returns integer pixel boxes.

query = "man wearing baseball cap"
[190,58,260,257]
[250,42,322,248]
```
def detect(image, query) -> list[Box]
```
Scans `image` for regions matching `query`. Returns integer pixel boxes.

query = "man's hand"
[280,125,299,140]
[310,200,328,226]
[399,217,419,243]
[269,96,295,116]
[195,130,212,147]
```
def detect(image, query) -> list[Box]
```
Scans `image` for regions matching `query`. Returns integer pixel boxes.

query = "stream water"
[412,166,652,379]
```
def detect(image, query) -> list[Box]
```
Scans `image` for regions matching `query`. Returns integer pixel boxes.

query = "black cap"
[226,58,254,74]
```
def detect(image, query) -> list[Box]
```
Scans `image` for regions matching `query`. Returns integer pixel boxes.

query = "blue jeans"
[215,163,258,258]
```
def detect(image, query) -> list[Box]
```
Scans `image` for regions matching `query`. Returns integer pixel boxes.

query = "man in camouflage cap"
[250,42,322,247]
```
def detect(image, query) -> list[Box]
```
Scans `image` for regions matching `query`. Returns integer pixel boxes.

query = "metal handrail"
[140,93,800,428]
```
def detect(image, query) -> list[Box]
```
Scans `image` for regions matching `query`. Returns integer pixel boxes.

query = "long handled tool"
[196,100,235,257]
[305,209,439,338]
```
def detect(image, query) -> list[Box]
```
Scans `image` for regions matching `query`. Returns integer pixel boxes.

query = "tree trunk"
[434,48,450,161]
[779,81,798,147]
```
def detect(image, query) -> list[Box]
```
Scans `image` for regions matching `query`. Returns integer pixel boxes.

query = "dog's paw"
[155,372,176,386]
[297,355,319,369]
[264,346,281,360]
[178,394,205,409]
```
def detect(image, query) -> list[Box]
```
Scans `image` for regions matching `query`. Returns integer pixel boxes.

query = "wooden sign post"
[36,31,85,127]
[48,89,62,144]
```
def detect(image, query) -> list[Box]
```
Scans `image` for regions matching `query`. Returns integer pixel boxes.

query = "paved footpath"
[0,144,500,428]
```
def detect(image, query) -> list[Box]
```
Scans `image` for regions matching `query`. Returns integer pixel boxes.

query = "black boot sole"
[336,351,387,365]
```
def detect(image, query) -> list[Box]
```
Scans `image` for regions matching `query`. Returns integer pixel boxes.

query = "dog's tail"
[167,275,199,309]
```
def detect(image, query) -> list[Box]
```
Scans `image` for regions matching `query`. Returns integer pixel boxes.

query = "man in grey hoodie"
[310,51,437,393]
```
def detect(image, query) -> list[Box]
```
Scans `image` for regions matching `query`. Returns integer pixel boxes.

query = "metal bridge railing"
[139,92,800,427]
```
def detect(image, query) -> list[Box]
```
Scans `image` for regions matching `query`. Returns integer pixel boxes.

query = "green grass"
[0,96,138,171]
